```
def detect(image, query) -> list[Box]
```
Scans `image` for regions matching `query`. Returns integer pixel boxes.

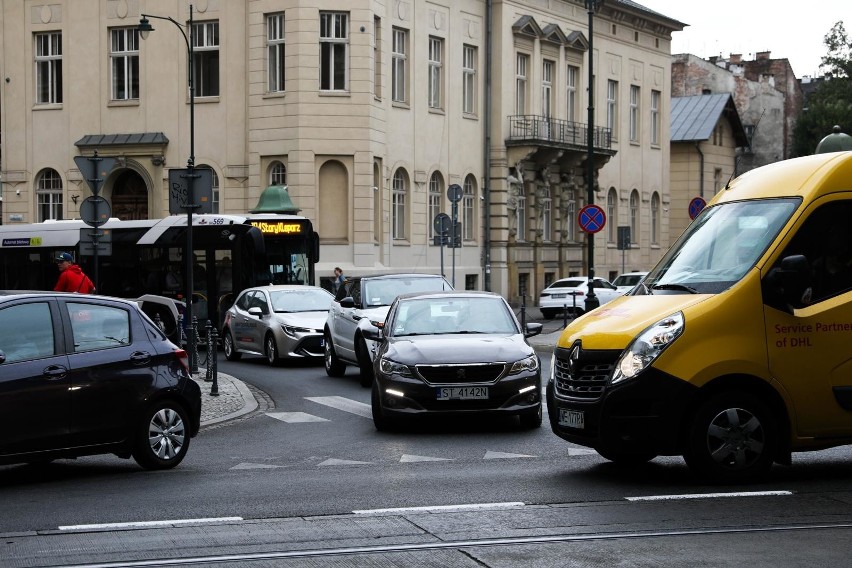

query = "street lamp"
[138,5,199,371]
[584,0,604,312]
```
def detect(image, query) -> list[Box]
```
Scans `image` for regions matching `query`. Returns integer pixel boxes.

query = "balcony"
[506,115,612,152]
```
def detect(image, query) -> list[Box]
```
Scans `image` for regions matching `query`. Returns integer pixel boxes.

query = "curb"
[197,373,260,427]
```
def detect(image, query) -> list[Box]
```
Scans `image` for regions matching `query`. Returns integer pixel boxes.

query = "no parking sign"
[688,197,707,220]
[578,204,606,234]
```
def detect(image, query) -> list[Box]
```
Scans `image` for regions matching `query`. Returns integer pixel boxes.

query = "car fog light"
[518,385,536,394]
[386,388,405,397]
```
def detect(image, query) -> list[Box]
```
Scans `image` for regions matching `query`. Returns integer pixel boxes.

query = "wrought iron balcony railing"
[506,115,612,150]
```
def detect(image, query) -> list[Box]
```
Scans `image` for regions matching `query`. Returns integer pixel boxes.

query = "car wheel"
[595,446,657,465]
[357,338,374,387]
[324,333,346,377]
[132,401,191,470]
[519,403,543,429]
[265,333,281,366]
[372,381,395,431]
[684,391,777,483]
[223,329,241,361]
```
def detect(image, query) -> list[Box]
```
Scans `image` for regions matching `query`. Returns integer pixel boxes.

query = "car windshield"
[269,289,333,312]
[548,279,584,289]
[390,296,518,336]
[363,277,452,308]
[638,198,800,295]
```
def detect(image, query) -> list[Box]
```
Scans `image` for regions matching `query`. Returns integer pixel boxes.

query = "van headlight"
[611,312,684,385]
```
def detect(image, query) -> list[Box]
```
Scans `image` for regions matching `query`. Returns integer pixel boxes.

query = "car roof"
[0,290,138,306]
[394,290,504,301]
[356,273,448,281]
[616,271,648,277]
[245,285,331,293]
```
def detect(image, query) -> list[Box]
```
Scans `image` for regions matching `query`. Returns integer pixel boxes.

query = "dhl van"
[547,151,852,482]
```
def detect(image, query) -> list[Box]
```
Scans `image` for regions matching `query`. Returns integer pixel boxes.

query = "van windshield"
[639,198,800,295]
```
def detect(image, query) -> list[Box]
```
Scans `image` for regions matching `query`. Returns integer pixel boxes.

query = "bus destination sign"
[250,221,304,235]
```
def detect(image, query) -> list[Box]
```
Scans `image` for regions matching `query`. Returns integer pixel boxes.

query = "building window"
[651,90,661,146]
[607,188,617,244]
[463,175,476,241]
[651,192,660,245]
[542,60,554,118]
[566,65,578,122]
[515,53,528,115]
[270,161,287,186]
[267,14,285,93]
[37,168,63,221]
[193,21,220,97]
[607,80,618,136]
[110,28,139,101]
[392,169,408,240]
[391,27,408,103]
[462,45,477,115]
[541,186,552,242]
[428,36,443,109]
[517,184,526,242]
[630,190,639,243]
[35,32,62,104]
[629,85,640,143]
[465,274,477,290]
[428,172,443,241]
[320,12,348,91]
[373,17,381,98]
[714,168,723,194]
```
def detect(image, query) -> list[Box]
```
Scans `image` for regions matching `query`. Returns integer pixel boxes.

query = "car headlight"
[282,325,312,337]
[508,354,539,375]
[611,312,684,385]
[379,357,413,378]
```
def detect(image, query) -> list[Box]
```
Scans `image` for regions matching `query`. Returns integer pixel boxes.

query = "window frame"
[651,89,661,146]
[566,65,578,123]
[428,172,443,241]
[463,175,476,241]
[629,85,640,143]
[515,53,528,116]
[319,12,349,92]
[35,31,63,104]
[392,169,408,240]
[267,13,286,93]
[192,21,220,97]
[391,27,408,103]
[109,27,139,101]
[37,168,64,222]
[462,44,477,115]
[607,80,618,137]
[428,36,444,110]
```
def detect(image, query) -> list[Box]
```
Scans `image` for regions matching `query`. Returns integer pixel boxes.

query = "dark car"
[364,291,543,430]
[0,291,201,469]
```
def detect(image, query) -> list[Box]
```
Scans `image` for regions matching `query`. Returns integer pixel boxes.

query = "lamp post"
[584,0,604,312]
[138,5,199,371]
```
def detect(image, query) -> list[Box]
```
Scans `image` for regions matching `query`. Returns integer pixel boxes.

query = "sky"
[636,0,850,78]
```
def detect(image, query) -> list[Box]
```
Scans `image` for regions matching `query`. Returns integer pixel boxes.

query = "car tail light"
[174,348,190,374]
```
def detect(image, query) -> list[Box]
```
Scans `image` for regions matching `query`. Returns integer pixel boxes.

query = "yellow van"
[546,151,852,482]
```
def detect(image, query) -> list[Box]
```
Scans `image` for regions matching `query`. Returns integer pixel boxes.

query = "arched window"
[651,192,660,245]
[392,168,408,240]
[630,190,640,244]
[463,174,476,241]
[37,168,63,221]
[607,188,617,244]
[541,186,552,241]
[270,161,287,186]
[428,171,443,241]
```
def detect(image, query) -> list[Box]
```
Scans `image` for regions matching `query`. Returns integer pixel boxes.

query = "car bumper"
[281,332,325,358]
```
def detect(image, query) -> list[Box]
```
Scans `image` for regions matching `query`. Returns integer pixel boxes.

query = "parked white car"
[538,277,622,319]
[611,271,649,294]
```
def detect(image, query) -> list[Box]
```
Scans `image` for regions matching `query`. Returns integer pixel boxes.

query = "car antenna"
[726,108,765,190]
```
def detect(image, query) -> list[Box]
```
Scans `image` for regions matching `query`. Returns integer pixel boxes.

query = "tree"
[792,21,852,156]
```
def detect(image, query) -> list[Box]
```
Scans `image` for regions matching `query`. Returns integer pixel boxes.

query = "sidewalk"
[190,371,259,427]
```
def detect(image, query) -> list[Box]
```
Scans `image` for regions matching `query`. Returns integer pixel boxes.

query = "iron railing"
[506,115,612,150]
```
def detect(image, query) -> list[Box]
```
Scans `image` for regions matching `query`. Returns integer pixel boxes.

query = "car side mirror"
[248,306,263,318]
[525,322,543,338]
[362,326,382,341]
[763,254,811,313]
[340,297,356,309]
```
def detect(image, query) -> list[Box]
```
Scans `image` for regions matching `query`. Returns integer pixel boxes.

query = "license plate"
[558,409,584,429]
[437,386,489,400]
[552,293,567,299]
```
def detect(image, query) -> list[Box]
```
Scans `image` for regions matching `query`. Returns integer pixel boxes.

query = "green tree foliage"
[792,21,852,157]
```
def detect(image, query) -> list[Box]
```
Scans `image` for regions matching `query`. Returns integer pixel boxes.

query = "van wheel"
[357,338,374,387]
[132,401,191,470]
[684,392,776,483]
[223,330,241,361]
[324,334,346,377]
[596,446,657,465]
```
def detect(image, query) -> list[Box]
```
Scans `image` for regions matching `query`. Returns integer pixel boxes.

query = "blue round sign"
[688,197,707,220]
[578,204,606,234]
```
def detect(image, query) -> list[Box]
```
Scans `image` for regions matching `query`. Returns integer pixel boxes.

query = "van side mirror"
[763,254,811,313]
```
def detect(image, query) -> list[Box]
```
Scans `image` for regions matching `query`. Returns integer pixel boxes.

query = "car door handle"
[130,351,152,364]
[352,315,363,321]
[43,365,68,380]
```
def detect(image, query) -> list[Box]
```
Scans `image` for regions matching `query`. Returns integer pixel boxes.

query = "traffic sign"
[79,196,111,227]
[578,204,606,234]
[688,197,707,220]
[447,183,463,203]
[433,213,451,236]
[79,228,112,256]
[168,168,214,215]
[73,154,117,195]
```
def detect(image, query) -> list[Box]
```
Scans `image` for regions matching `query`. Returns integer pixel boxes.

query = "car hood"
[273,310,329,330]
[383,334,534,365]
[358,306,392,323]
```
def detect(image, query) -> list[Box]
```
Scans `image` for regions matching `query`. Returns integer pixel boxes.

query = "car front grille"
[553,346,619,401]
[415,363,506,385]
[298,335,324,356]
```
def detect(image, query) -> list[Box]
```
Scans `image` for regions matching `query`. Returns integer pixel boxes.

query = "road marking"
[58,517,243,531]
[483,450,537,459]
[306,396,372,418]
[266,412,330,423]
[354,502,525,515]
[318,458,372,466]
[567,447,598,456]
[400,454,453,463]
[626,490,794,502]
[231,462,284,470]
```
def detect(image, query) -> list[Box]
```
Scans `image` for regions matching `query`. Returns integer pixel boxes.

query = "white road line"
[58,517,243,531]
[266,412,330,423]
[353,502,525,515]
[306,396,372,418]
[626,490,794,502]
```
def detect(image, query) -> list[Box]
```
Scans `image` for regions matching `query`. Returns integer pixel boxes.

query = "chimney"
[756,51,771,60]
[729,53,742,64]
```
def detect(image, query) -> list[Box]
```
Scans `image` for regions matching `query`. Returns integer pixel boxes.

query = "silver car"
[223,285,333,365]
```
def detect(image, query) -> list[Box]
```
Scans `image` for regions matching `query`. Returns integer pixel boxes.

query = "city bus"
[0,213,319,341]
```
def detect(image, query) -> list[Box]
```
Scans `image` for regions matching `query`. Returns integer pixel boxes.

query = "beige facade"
[0,0,683,302]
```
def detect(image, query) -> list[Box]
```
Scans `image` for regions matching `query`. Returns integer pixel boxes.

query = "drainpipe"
[483,0,493,291]
[694,142,705,198]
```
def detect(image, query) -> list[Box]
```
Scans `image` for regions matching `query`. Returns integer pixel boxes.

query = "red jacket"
[54,264,96,293]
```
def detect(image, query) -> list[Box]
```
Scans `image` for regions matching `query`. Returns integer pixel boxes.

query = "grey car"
[222,285,334,365]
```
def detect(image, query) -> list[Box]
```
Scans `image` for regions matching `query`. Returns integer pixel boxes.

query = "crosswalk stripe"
[306,396,372,418]
[483,450,537,459]
[266,412,329,423]
[400,454,453,463]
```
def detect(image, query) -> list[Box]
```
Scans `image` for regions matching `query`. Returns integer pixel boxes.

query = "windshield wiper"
[651,283,699,294]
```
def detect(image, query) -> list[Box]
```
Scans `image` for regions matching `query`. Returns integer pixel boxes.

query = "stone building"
[0,0,684,302]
